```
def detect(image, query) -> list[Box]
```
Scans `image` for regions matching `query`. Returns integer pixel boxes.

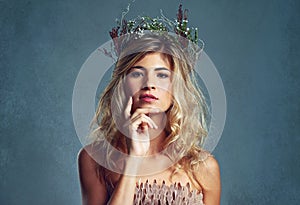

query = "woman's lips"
[141,97,157,102]
[139,94,158,102]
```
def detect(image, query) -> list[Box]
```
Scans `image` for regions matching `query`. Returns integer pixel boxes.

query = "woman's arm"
[196,155,221,205]
[107,97,157,204]
[78,97,158,205]
[78,148,108,205]
[106,157,141,205]
[78,148,141,205]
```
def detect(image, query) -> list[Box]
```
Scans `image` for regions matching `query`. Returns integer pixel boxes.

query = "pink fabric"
[134,180,204,205]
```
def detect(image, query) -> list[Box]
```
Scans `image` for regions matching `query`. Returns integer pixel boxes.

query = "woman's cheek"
[125,80,138,96]
[158,80,171,91]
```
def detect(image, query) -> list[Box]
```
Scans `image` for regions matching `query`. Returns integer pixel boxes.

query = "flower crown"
[102,4,204,62]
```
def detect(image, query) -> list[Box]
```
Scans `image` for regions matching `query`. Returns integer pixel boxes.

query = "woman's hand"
[124,97,159,156]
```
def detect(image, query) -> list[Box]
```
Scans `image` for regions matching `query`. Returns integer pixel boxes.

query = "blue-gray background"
[1,0,299,204]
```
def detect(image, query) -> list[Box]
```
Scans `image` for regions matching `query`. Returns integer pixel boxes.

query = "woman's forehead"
[132,52,172,69]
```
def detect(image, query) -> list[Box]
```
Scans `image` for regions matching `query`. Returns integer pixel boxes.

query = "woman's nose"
[142,75,156,90]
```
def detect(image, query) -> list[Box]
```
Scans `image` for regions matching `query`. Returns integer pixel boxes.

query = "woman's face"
[125,52,173,113]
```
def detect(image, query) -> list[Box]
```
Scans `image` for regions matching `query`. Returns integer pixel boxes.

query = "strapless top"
[134,180,204,205]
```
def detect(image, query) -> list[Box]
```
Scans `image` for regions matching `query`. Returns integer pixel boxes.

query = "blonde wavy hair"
[88,32,210,187]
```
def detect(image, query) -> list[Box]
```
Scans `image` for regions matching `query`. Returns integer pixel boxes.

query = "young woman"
[78,28,221,204]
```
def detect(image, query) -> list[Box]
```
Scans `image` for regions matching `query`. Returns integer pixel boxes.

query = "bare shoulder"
[194,151,221,191]
[192,151,221,204]
[199,153,220,174]
[78,146,98,168]
[78,142,107,170]
[78,146,108,205]
[78,145,106,185]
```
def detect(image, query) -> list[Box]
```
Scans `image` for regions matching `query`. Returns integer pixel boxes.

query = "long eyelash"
[131,71,143,77]
[158,73,169,78]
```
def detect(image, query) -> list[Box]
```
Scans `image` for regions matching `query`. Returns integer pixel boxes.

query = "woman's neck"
[146,112,168,155]
[147,130,168,155]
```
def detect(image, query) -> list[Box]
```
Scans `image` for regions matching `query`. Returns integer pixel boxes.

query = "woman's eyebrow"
[130,66,146,71]
[130,66,170,72]
[154,67,170,72]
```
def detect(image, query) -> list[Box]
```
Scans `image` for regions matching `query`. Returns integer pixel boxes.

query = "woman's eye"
[157,73,169,78]
[130,72,143,78]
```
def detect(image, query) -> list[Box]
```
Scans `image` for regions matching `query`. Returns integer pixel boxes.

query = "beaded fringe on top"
[134,180,204,205]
